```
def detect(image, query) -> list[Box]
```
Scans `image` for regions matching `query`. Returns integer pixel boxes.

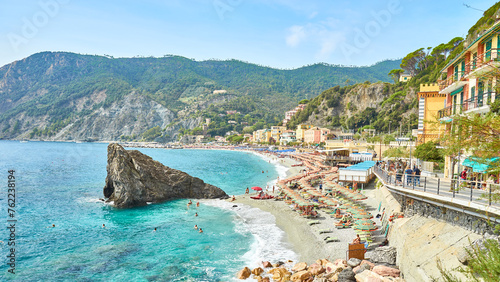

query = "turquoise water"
[0,141,297,281]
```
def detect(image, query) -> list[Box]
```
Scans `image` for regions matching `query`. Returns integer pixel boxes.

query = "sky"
[0,0,498,69]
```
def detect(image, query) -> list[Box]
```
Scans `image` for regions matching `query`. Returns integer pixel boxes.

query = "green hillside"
[0,52,400,140]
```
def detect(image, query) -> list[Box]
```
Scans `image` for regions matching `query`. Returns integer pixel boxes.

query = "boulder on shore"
[103,143,228,208]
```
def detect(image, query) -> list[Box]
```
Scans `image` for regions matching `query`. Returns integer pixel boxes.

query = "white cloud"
[285,18,346,59]
[286,25,306,47]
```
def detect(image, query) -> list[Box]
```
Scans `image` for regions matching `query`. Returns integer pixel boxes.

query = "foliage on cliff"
[0,52,400,140]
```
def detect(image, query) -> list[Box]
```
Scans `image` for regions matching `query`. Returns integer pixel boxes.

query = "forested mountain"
[0,52,400,141]
[288,2,500,137]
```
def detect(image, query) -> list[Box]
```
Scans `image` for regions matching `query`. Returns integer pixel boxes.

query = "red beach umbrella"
[251,186,263,191]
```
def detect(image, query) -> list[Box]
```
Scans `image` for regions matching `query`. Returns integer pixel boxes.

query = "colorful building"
[438,21,499,120]
[271,126,287,144]
[295,124,314,142]
[280,130,297,145]
[303,127,330,144]
[282,104,307,125]
[437,20,500,178]
[417,83,446,145]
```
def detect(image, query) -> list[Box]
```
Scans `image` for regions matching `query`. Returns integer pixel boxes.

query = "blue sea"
[0,141,297,281]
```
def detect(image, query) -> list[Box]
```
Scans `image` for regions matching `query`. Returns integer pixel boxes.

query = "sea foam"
[205,199,298,269]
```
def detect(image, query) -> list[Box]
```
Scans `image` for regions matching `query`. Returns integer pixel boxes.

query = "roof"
[441,21,500,73]
[339,161,376,171]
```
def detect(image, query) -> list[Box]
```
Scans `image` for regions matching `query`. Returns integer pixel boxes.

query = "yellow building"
[417,83,446,145]
[271,126,286,143]
[252,129,272,143]
[295,124,314,142]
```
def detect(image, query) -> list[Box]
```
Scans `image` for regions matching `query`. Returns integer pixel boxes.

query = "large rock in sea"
[103,143,228,208]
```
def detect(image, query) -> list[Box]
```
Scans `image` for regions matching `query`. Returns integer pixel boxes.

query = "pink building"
[282,104,307,125]
[303,127,330,144]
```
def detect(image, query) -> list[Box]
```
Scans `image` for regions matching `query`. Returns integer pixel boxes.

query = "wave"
[204,200,298,270]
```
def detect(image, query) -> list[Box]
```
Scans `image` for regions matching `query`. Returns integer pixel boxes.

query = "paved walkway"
[373,166,500,218]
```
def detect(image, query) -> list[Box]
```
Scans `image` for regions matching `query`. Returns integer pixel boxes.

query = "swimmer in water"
[154,228,157,232]
[102,224,106,228]
[195,213,198,217]
[48,224,55,228]
[196,202,200,207]
[194,225,198,230]
[199,228,203,233]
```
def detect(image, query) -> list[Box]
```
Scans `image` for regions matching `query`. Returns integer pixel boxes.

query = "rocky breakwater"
[236,249,404,281]
[103,143,228,208]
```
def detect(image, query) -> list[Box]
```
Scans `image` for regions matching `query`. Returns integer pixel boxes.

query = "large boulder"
[354,270,384,282]
[337,267,355,282]
[103,143,228,208]
[372,265,400,278]
[292,262,308,272]
[236,267,252,279]
[308,263,325,276]
[366,246,397,265]
[268,268,291,281]
[290,270,311,281]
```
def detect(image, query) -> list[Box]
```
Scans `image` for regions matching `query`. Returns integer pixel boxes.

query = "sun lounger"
[308,220,320,225]
[324,236,339,243]
[319,229,332,234]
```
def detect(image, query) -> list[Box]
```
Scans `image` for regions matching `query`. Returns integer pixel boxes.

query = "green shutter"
[451,86,464,96]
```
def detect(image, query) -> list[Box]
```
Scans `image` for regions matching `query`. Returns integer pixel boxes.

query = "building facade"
[417,83,446,145]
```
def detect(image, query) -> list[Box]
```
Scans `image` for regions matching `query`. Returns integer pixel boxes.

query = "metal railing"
[439,91,496,118]
[374,166,500,207]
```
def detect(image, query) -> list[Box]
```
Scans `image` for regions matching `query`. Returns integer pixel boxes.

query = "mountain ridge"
[0,51,400,141]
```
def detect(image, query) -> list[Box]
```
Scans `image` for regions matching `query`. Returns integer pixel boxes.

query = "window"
[485,39,492,61]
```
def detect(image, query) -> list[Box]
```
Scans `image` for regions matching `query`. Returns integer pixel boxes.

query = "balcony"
[438,76,468,94]
[463,92,496,114]
[465,48,500,79]
[438,105,454,120]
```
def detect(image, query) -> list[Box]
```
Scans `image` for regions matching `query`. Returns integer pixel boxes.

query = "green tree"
[414,141,443,162]
[388,69,404,83]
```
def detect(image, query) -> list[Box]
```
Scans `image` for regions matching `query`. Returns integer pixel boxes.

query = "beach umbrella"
[352,213,373,219]
[251,186,262,191]
[353,224,378,232]
[354,219,376,225]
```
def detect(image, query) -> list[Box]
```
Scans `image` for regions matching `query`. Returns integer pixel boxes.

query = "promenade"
[373,165,500,221]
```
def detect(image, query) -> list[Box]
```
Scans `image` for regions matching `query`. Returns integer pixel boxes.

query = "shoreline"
[230,153,383,265]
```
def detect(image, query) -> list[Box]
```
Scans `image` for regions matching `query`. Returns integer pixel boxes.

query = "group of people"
[187,200,203,233]
[460,168,499,189]
[379,161,421,186]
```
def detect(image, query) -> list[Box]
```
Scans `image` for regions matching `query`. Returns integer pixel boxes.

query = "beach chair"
[324,236,339,243]
[319,229,332,234]
[308,220,320,225]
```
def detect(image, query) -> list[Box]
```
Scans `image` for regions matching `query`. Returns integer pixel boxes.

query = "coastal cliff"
[103,143,228,208]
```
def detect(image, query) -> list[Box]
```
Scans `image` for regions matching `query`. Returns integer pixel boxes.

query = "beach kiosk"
[338,161,376,189]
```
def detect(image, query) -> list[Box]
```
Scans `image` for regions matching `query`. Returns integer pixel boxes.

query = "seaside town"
[115,18,500,282]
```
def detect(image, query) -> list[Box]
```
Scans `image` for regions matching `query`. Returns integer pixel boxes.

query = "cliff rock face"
[103,143,228,208]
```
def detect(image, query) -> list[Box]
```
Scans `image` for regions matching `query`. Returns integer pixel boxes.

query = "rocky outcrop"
[103,143,228,208]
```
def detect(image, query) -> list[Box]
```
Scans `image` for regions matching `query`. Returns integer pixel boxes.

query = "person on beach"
[231,195,236,202]
[352,234,361,244]
[245,187,249,194]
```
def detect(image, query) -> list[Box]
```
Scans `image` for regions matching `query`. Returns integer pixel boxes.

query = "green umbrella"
[354,219,376,225]
[353,224,378,232]
[352,213,373,219]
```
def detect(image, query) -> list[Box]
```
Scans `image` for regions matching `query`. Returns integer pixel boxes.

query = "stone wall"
[394,194,499,235]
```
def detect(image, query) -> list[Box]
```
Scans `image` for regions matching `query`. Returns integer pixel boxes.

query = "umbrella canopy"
[354,219,376,225]
[353,224,378,232]
[251,186,263,191]
[352,213,374,219]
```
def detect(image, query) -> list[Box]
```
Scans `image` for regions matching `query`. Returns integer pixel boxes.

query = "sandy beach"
[230,153,385,264]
